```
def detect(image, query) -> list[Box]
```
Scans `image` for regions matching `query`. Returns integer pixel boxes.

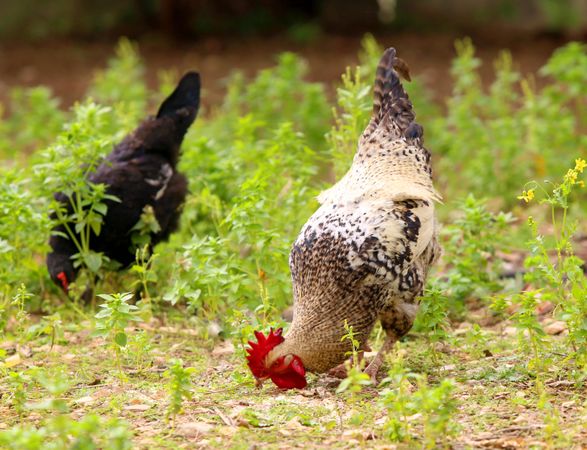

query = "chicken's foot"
[327,351,365,379]
[363,335,397,382]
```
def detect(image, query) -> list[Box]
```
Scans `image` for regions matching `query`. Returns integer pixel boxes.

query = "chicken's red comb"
[57,271,69,291]
[246,327,284,379]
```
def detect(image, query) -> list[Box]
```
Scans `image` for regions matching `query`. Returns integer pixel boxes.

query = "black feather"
[157,71,200,119]
[47,71,200,293]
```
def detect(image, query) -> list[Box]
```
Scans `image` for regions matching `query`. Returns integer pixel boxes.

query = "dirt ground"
[0,32,571,110]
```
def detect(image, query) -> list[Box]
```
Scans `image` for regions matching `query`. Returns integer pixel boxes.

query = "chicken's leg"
[365,298,418,382]
[363,334,397,382]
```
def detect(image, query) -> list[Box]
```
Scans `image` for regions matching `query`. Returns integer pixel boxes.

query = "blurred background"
[1,0,586,108]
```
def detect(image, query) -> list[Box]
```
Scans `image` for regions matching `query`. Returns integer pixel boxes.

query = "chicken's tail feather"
[371,48,415,134]
[157,71,200,119]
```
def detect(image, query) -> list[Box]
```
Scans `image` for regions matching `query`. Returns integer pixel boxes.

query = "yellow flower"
[575,158,587,173]
[578,180,585,188]
[517,189,535,203]
[565,169,578,184]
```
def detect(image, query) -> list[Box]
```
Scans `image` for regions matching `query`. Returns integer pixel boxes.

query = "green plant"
[89,38,147,130]
[510,290,549,373]
[27,312,64,349]
[7,370,31,417]
[93,292,142,378]
[0,414,133,450]
[434,40,587,206]
[130,245,158,318]
[379,346,458,448]
[439,195,514,315]
[336,320,372,395]
[327,65,372,177]
[0,86,65,157]
[11,283,32,337]
[165,120,321,325]
[516,158,587,367]
[220,52,330,151]
[163,358,196,425]
[33,102,119,301]
[412,281,450,362]
[463,323,491,359]
[124,329,153,373]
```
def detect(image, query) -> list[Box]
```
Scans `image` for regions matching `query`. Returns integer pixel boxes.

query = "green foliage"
[0,414,133,450]
[165,119,321,321]
[163,358,196,424]
[511,290,549,372]
[221,52,330,151]
[7,370,31,417]
[438,195,514,314]
[513,158,587,368]
[33,102,120,299]
[10,283,32,336]
[336,320,372,394]
[433,40,587,207]
[0,86,65,157]
[379,345,458,447]
[130,245,158,317]
[327,66,372,177]
[94,292,142,377]
[89,38,147,129]
[413,281,450,357]
[0,170,50,304]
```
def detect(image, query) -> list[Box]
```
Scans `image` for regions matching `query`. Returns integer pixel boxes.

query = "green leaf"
[94,202,108,215]
[114,332,127,347]
[84,252,102,273]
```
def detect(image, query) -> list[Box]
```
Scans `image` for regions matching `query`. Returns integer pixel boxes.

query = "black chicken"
[47,72,200,293]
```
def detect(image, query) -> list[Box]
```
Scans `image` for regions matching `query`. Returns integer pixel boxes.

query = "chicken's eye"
[270,357,285,370]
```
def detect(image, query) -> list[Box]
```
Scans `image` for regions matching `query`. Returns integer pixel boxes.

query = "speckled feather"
[269,48,442,373]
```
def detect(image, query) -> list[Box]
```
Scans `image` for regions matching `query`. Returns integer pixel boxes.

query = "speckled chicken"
[247,48,441,389]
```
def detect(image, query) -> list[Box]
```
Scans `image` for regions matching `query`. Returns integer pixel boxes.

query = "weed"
[93,292,142,378]
[163,358,196,426]
[7,370,31,417]
[515,158,587,368]
[439,195,514,315]
[336,320,372,395]
[130,245,159,318]
[413,280,450,359]
[379,345,458,448]
[11,284,32,337]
